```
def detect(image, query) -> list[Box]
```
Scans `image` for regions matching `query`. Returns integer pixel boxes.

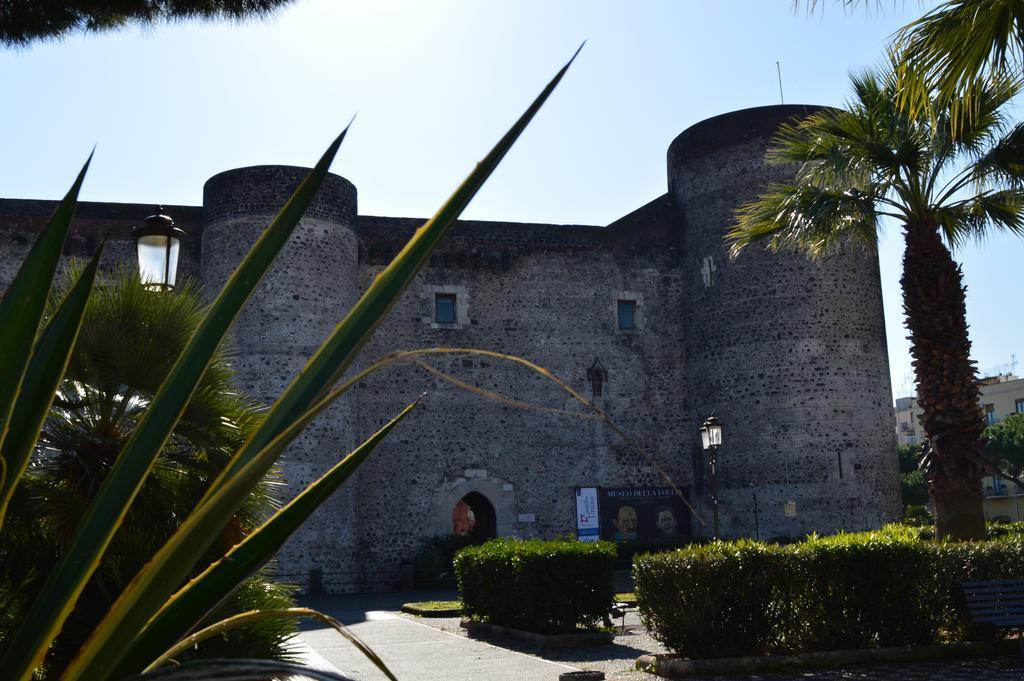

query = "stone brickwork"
[201,166,363,591]
[669,106,900,537]
[0,105,900,592]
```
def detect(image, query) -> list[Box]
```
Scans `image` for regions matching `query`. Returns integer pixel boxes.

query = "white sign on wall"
[576,487,600,542]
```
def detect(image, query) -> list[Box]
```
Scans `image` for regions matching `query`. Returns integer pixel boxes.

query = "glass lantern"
[132,208,184,291]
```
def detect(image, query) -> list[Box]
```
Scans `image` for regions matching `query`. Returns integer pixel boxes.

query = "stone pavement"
[298,591,1024,681]
[298,591,579,681]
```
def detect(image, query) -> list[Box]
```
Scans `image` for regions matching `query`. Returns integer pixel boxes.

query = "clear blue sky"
[1,0,1020,400]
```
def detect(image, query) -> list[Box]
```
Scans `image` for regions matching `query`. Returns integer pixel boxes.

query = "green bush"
[412,534,487,588]
[900,470,930,507]
[786,530,941,651]
[634,526,1024,659]
[633,540,789,657]
[454,539,615,634]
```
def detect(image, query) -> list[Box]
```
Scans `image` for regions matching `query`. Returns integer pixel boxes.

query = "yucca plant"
[0,264,298,673]
[0,48,580,680]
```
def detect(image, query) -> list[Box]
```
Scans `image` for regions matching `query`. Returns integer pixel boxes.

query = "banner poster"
[598,487,690,541]
[575,487,600,542]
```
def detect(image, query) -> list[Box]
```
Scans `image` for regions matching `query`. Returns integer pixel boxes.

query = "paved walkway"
[298,591,579,681]
[298,591,1024,681]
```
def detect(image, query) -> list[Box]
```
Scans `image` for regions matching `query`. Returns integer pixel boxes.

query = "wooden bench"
[961,579,1024,659]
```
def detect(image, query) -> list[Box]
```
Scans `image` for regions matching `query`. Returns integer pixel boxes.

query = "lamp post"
[750,483,760,541]
[700,414,723,539]
[132,207,184,291]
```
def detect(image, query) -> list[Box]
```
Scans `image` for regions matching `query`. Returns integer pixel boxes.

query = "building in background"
[894,373,1024,521]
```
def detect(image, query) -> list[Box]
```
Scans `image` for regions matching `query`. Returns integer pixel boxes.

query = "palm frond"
[729,183,880,258]
[940,189,1024,246]
[969,121,1024,186]
[896,0,1024,119]
[941,72,1020,153]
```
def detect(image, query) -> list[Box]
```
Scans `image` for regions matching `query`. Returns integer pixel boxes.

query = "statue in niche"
[587,357,608,398]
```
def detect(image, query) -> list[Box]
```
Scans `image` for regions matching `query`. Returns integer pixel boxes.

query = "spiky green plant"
[0,264,296,674]
[0,48,580,681]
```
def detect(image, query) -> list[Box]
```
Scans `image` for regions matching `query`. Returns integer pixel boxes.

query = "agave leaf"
[0,129,349,681]
[64,49,580,681]
[110,400,417,677]
[122,659,354,681]
[63,381,410,679]
[0,248,102,527]
[0,154,89,466]
[143,607,393,681]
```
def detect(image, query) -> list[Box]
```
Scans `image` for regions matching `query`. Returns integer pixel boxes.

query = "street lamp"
[132,207,184,291]
[700,414,723,539]
[749,483,760,541]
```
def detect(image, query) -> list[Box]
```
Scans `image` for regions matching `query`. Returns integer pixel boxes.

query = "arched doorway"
[452,491,496,539]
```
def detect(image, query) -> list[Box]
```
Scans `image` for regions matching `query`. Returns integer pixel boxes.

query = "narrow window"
[837,451,843,479]
[435,293,457,324]
[617,300,636,330]
[985,403,997,426]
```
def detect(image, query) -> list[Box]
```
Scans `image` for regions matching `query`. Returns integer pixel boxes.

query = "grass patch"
[615,592,636,606]
[401,600,462,617]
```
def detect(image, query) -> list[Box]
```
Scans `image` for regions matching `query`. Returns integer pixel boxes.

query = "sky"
[1,0,1021,400]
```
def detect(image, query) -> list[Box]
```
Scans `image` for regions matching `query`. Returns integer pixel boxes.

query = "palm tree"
[798,0,1024,126]
[0,265,295,675]
[1,0,297,47]
[895,0,1024,113]
[728,64,1024,540]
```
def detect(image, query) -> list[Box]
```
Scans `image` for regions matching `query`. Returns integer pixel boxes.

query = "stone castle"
[0,105,900,592]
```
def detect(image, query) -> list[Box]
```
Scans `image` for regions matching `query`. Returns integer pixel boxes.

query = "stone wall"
[350,202,690,590]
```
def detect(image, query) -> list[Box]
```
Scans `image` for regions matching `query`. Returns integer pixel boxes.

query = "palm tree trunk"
[901,221,986,540]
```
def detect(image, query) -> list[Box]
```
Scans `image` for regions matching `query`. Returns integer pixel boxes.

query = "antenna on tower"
[776,61,785,104]
[899,372,914,398]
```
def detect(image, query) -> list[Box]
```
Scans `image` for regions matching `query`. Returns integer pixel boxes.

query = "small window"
[985,403,997,426]
[1015,398,1024,414]
[617,300,636,330]
[435,293,457,324]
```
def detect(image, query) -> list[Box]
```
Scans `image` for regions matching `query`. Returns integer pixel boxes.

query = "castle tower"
[668,106,900,538]
[201,166,362,592]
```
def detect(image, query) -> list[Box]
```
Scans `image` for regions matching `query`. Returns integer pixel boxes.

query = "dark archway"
[452,491,496,539]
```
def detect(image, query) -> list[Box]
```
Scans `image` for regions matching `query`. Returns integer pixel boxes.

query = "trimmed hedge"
[454,539,616,634]
[634,525,1024,659]
[411,534,487,588]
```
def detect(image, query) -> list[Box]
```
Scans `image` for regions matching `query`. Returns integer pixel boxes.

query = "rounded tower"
[668,106,900,538]
[201,166,361,592]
